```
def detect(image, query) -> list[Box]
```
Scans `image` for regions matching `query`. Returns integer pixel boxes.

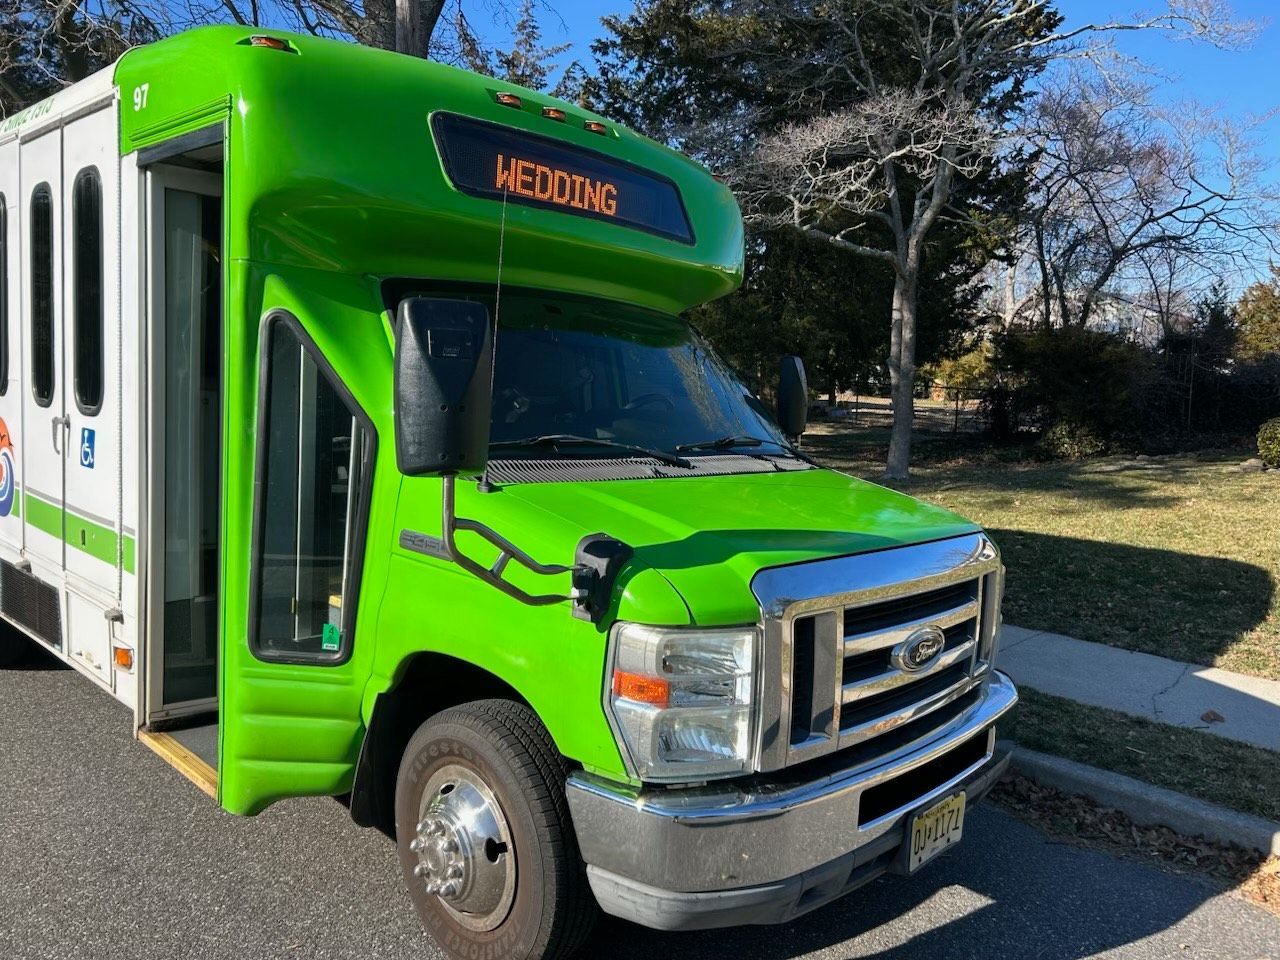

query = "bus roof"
[112,27,745,314]
[0,65,115,141]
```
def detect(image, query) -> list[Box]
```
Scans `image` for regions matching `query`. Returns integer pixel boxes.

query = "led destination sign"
[494,155,618,216]
[432,113,695,244]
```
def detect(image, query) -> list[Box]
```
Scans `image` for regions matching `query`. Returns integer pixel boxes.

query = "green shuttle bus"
[0,26,1017,960]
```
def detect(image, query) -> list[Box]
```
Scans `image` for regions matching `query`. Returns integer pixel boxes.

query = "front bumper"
[566,670,1017,931]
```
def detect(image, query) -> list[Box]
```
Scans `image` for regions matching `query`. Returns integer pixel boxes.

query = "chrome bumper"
[566,670,1017,929]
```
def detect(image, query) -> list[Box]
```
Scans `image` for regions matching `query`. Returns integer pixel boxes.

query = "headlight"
[604,622,757,781]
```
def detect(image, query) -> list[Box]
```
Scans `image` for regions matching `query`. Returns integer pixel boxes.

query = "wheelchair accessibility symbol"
[80,428,95,469]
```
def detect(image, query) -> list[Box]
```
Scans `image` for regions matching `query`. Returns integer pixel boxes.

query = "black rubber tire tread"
[398,698,597,960]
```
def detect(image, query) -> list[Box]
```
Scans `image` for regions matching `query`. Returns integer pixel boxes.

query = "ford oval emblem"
[891,625,947,673]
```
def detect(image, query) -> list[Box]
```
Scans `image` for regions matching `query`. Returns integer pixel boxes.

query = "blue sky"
[476,0,1280,163]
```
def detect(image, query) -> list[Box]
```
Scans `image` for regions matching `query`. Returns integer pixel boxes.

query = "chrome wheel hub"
[412,764,516,932]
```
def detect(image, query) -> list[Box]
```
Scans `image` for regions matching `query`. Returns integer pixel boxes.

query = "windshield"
[482,292,791,457]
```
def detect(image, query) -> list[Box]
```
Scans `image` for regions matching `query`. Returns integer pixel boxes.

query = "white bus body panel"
[17,124,65,582]
[1,73,143,717]
[0,136,20,556]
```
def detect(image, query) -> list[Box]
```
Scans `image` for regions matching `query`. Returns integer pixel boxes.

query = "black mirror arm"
[441,474,591,609]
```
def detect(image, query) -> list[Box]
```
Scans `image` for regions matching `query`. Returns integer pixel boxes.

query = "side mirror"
[777,354,808,440]
[394,297,493,476]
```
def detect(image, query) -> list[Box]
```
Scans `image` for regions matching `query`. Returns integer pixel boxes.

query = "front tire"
[395,699,597,960]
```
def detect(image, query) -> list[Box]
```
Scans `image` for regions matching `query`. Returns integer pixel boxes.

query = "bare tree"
[0,0,161,113]
[1,0,530,115]
[728,0,1253,479]
[1016,69,1279,331]
[740,91,997,478]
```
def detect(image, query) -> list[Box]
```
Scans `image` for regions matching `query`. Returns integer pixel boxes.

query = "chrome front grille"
[752,533,1004,771]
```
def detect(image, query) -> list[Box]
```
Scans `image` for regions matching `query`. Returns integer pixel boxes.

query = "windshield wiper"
[491,434,693,470]
[676,434,818,466]
[675,435,772,452]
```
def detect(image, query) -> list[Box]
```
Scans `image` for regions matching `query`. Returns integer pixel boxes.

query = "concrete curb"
[999,741,1280,858]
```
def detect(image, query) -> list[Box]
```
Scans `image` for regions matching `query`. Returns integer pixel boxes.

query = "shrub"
[930,343,995,401]
[1260,418,1280,468]
[1040,420,1110,459]
[988,327,1153,448]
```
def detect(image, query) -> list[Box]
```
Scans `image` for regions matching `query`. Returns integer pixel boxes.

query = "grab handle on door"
[51,415,70,455]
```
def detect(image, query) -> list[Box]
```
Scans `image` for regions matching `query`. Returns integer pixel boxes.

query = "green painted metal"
[109,27,978,816]
[20,489,136,574]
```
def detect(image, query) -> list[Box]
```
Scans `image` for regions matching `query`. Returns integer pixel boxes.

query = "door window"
[30,184,54,407]
[161,187,222,704]
[251,315,373,664]
[72,168,104,415]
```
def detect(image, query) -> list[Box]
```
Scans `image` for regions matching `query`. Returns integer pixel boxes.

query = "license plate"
[907,792,966,872]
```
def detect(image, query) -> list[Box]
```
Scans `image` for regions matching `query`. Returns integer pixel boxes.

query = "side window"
[30,184,53,407]
[0,194,7,395]
[72,168,104,415]
[251,315,374,664]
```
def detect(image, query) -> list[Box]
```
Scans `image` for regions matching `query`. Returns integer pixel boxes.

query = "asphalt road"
[3,648,1279,960]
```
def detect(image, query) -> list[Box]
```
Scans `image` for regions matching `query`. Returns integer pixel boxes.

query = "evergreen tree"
[1237,267,1280,361]
[456,0,578,95]
[588,0,1015,422]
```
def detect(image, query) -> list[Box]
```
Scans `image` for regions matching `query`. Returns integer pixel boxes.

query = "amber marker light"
[612,670,670,708]
[542,107,567,122]
[584,120,608,135]
[249,35,290,50]
[495,92,523,108]
[113,646,134,671]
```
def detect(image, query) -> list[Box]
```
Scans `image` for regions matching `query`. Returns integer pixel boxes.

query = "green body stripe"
[22,490,136,574]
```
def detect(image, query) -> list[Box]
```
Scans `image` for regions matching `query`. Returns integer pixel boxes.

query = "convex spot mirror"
[777,354,808,440]
[395,297,494,476]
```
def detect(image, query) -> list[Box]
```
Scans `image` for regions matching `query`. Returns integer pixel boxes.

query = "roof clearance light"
[495,92,523,109]
[542,107,567,122]
[248,35,290,51]
[584,120,608,135]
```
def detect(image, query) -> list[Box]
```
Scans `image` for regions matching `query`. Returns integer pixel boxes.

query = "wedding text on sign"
[495,154,619,217]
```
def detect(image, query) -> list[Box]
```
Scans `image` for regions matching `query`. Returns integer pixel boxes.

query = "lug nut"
[409,838,424,852]
[441,881,461,898]
[413,864,428,878]
[442,838,458,854]
[447,864,464,879]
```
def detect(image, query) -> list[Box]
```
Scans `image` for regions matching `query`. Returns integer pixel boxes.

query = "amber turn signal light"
[113,646,134,671]
[612,670,670,707]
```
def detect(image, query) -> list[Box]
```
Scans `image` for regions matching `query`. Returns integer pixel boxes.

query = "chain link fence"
[810,384,987,434]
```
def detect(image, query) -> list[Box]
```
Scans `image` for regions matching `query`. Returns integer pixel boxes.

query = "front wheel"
[395,699,597,960]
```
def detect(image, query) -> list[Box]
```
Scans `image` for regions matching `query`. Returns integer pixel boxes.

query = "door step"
[138,729,217,799]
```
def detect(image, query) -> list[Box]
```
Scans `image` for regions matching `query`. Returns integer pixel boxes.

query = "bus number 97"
[133,84,150,112]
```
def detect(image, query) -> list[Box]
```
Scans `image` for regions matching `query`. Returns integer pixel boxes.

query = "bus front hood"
[491,467,979,626]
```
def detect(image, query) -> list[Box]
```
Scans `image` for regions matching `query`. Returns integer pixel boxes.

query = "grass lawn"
[806,425,1280,680]
[1002,687,1280,823]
